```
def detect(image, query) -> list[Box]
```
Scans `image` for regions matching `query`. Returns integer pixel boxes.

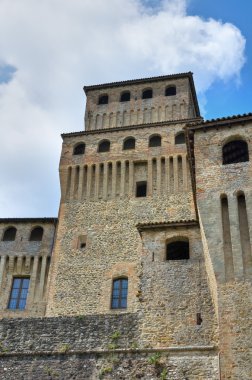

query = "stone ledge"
[0,345,218,357]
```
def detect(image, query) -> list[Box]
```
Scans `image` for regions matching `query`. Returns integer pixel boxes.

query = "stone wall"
[84,76,197,131]
[0,315,219,380]
[191,119,252,379]
[0,219,56,318]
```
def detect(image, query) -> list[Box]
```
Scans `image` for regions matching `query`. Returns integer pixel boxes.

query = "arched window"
[98,139,110,153]
[165,86,176,96]
[98,94,108,105]
[2,227,17,241]
[166,239,189,260]
[73,143,85,155]
[222,139,249,165]
[120,91,130,102]
[149,134,161,147]
[123,137,135,150]
[142,89,153,99]
[175,132,185,144]
[111,278,128,309]
[30,227,43,241]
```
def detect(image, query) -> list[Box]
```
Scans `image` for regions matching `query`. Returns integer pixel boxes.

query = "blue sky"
[188,0,252,118]
[0,0,250,217]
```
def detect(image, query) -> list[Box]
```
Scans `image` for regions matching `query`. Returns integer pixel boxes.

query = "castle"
[0,72,251,379]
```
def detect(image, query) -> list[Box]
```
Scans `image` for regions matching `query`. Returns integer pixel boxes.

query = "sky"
[0,0,251,217]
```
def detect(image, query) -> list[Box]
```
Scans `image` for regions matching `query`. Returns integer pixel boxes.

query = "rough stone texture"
[84,76,197,130]
[0,315,218,380]
[192,122,252,379]
[0,220,56,318]
[1,74,252,379]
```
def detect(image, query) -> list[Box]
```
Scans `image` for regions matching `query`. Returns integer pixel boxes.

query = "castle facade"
[0,73,251,379]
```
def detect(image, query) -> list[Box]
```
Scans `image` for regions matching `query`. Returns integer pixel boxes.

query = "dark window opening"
[175,132,185,144]
[165,86,176,96]
[8,277,30,310]
[223,140,249,165]
[123,137,135,150]
[149,135,161,147]
[98,94,108,105]
[142,89,153,99]
[136,181,147,197]
[2,227,16,241]
[73,143,85,155]
[120,91,130,102]
[98,140,110,153]
[166,240,189,260]
[80,243,86,249]
[111,278,128,309]
[196,312,203,325]
[30,227,43,242]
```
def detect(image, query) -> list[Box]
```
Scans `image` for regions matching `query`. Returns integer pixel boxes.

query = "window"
[175,132,185,144]
[98,140,110,153]
[77,235,87,249]
[149,134,161,147]
[165,86,176,96]
[98,94,108,105]
[123,137,135,150]
[166,240,189,260]
[8,277,30,310]
[2,227,16,241]
[120,91,130,102]
[222,139,249,165]
[30,227,43,241]
[142,89,152,99]
[111,278,128,309]
[73,143,85,155]
[136,181,147,197]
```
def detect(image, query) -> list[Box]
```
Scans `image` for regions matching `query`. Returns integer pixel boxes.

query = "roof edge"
[0,218,58,224]
[61,117,203,139]
[136,220,198,231]
[187,112,252,131]
[83,72,194,93]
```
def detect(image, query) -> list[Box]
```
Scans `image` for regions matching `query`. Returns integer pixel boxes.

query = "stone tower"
[0,72,251,380]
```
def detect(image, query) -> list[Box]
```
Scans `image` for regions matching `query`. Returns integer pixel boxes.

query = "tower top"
[83,72,200,131]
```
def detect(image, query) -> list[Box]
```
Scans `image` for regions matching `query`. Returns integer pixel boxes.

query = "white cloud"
[0,0,246,216]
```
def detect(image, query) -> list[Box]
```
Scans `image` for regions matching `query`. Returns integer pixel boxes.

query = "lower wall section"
[0,351,219,380]
[0,315,219,379]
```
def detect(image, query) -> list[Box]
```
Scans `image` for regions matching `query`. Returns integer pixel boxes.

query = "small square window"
[77,235,87,250]
[136,181,147,197]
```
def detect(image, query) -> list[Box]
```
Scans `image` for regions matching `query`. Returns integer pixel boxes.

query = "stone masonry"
[0,73,251,379]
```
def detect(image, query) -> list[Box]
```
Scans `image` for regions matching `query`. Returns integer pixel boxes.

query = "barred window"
[111,278,128,309]
[8,277,30,310]
[223,140,249,165]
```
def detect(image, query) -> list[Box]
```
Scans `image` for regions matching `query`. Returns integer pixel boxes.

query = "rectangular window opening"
[136,181,147,197]
[8,277,30,310]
